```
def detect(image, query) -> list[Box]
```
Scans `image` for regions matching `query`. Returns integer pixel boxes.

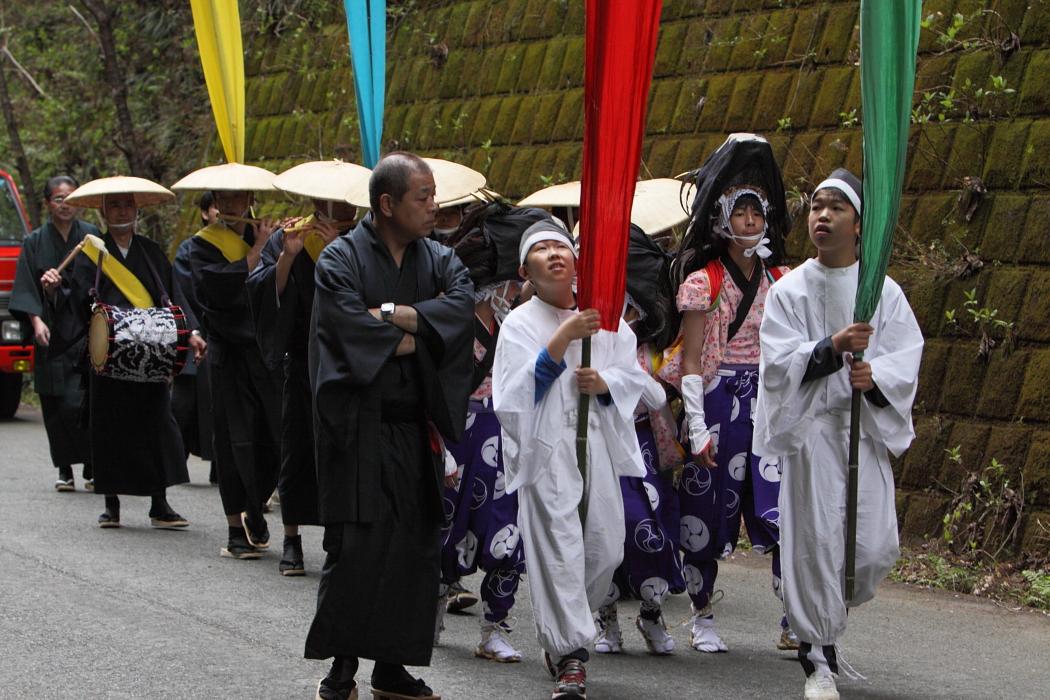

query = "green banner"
[855,0,922,323]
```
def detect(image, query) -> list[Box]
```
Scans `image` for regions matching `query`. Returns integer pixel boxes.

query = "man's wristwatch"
[190,329,203,339]
[380,302,396,323]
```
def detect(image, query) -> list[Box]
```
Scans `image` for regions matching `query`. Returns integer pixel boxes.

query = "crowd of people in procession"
[9,133,923,700]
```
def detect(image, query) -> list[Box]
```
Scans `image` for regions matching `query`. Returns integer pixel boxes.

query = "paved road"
[2,407,1048,699]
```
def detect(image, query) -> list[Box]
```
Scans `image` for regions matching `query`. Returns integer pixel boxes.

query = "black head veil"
[671,133,791,287]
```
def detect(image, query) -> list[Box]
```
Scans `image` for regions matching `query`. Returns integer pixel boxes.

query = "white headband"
[815,177,862,215]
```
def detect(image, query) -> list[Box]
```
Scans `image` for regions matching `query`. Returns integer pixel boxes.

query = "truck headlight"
[1,319,22,342]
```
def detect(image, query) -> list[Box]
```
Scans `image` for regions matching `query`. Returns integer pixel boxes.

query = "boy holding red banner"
[493,219,649,700]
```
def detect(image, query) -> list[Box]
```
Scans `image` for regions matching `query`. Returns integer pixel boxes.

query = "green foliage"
[943,287,1016,359]
[940,447,1024,561]
[1020,570,1050,610]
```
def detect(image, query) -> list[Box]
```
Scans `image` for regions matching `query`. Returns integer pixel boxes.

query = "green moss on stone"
[908,192,957,246]
[901,414,951,490]
[1020,0,1050,42]
[510,95,542,144]
[1018,349,1050,423]
[487,147,518,193]
[655,23,689,78]
[462,2,489,48]
[698,74,735,132]
[727,14,764,72]
[1020,510,1050,555]
[915,340,950,412]
[1022,433,1050,506]
[901,491,951,542]
[815,3,856,64]
[505,148,537,196]
[677,20,711,74]
[443,3,472,47]
[468,96,502,144]
[704,16,741,72]
[977,348,1030,420]
[1019,196,1050,264]
[1018,270,1050,343]
[809,66,853,128]
[516,42,549,93]
[915,53,958,95]
[723,73,764,131]
[646,140,680,178]
[940,420,992,487]
[562,0,584,34]
[477,47,508,94]
[784,68,822,130]
[532,94,564,144]
[493,46,522,94]
[492,96,524,144]
[750,72,795,132]
[538,37,569,88]
[940,342,989,419]
[439,51,469,100]
[669,78,704,134]
[980,195,1030,262]
[553,88,584,141]
[647,79,685,135]
[1021,119,1050,188]
[553,143,582,181]
[786,6,825,64]
[781,131,822,185]
[501,0,529,41]
[559,37,585,88]
[943,123,989,186]
[908,123,957,192]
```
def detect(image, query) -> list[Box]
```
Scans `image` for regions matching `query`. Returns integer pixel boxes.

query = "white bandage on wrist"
[681,374,712,455]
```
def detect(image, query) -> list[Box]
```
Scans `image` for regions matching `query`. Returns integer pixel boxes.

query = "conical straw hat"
[171,162,276,192]
[274,160,372,207]
[629,178,696,235]
[517,181,581,208]
[64,176,175,209]
[437,188,501,209]
[423,158,487,206]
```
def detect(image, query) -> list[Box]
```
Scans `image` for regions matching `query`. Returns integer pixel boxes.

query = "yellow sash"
[304,232,326,263]
[78,236,153,309]
[194,222,251,263]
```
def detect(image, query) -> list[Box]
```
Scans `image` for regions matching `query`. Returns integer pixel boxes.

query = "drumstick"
[55,241,86,274]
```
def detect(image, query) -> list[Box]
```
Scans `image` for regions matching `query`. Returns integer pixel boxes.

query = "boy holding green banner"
[753,170,923,700]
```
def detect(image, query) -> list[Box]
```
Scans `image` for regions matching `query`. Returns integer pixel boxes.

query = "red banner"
[576,0,663,329]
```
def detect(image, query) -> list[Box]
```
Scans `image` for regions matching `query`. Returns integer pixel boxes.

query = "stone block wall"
[234,0,1050,556]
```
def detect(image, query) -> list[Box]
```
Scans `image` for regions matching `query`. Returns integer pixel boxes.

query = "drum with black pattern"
[88,303,189,383]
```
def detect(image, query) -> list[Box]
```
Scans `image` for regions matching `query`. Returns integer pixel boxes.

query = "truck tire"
[0,373,22,419]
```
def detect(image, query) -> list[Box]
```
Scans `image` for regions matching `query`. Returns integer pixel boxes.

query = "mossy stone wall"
[237,0,1050,555]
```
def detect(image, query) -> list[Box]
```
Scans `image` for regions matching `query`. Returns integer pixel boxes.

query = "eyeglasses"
[50,196,68,204]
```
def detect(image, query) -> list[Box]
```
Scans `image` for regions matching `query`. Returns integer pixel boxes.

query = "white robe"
[753,259,923,646]
[493,296,648,656]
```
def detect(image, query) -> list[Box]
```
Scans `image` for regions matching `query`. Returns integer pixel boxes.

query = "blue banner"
[344,0,385,168]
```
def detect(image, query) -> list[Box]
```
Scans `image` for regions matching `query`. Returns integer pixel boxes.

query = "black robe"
[185,225,281,518]
[246,227,333,526]
[170,237,213,461]
[304,216,474,666]
[9,220,97,468]
[50,233,191,496]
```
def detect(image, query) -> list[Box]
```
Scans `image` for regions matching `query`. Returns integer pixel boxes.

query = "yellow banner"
[78,238,154,309]
[195,222,251,263]
[190,0,245,163]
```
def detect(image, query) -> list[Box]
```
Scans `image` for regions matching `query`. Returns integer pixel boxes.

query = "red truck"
[0,169,33,418]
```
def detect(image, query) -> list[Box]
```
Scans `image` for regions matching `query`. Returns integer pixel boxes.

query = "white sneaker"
[636,614,675,655]
[593,605,622,654]
[803,672,839,700]
[475,622,522,662]
[690,610,728,652]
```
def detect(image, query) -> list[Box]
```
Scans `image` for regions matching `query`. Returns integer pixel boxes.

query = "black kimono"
[246,228,334,527]
[170,237,213,461]
[9,220,97,470]
[50,233,190,496]
[304,216,474,666]
[185,226,281,520]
